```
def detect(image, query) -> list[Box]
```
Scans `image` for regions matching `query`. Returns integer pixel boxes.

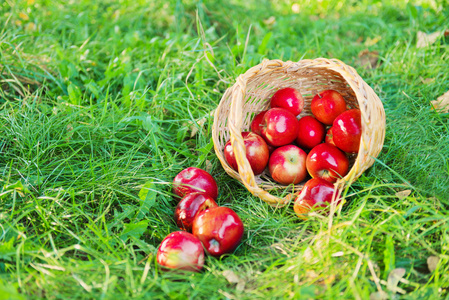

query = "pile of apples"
[156,167,244,272]
[224,87,362,217]
[156,88,362,272]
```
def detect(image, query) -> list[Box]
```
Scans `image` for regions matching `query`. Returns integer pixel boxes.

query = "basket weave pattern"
[212,58,386,206]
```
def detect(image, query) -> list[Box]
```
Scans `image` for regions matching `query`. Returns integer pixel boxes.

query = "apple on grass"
[332,108,362,153]
[192,206,244,257]
[306,143,349,183]
[268,144,307,185]
[260,108,300,147]
[224,132,269,175]
[157,231,205,272]
[311,90,347,125]
[295,116,326,150]
[173,167,218,200]
[270,87,304,116]
[293,178,341,219]
[174,192,218,232]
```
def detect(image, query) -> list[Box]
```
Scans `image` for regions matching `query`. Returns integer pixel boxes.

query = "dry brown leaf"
[395,190,411,200]
[420,77,435,84]
[222,270,245,291]
[365,36,382,47]
[427,256,439,272]
[186,110,215,138]
[387,268,406,292]
[205,160,213,174]
[370,291,389,300]
[431,91,449,113]
[417,31,443,48]
[263,16,276,26]
[358,50,380,69]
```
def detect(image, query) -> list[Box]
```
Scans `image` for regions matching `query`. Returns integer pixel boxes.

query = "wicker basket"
[212,58,386,207]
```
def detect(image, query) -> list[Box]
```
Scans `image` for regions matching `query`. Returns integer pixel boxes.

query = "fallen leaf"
[417,30,444,48]
[387,268,406,292]
[263,16,276,26]
[420,77,435,84]
[222,270,245,291]
[431,90,449,113]
[19,12,29,21]
[365,36,382,47]
[427,256,439,272]
[331,251,344,257]
[186,110,215,138]
[205,160,213,174]
[395,190,411,200]
[370,291,389,300]
[358,50,380,69]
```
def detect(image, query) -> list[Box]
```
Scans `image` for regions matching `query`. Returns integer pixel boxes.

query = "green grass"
[1,0,448,299]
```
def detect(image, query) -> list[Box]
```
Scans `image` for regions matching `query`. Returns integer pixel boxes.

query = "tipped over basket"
[212,58,386,207]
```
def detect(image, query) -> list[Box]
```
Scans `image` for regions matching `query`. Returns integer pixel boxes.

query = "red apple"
[268,144,307,185]
[260,108,300,147]
[311,90,347,125]
[306,143,349,183]
[174,192,219,232]
[192,206,244,257]
[295,116,326,150]
[270,87,304,116]
[325,126,336,146]
[156,231,205,272]
[250,110,267,136]
[332,108,362,153]
[224,132,269,175]
[173,167,218,200]
[293,178,341,218]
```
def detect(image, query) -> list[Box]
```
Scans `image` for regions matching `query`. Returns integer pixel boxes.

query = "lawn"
[1,0,448,299]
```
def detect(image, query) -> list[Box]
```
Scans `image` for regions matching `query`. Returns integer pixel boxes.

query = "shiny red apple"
[311,90,347,125]
[174,192,219,232]
[260,108,300,147]
[224,132,269,175]
[295,116,326,150]
[306,143,349,183]
[332,108,362,153]
[293,178,341,218]
[156,231,205,272]
[268,144,307,185]
[192,206,244,257]
[270,87,304,116]
[325,126,336,146]
[250,110,267,136]
[173,167,218,200]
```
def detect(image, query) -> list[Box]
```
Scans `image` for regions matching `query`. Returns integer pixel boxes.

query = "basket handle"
[228,60,297,207]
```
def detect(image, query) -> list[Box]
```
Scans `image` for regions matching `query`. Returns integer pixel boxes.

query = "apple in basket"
[306,143,349,183]
[224,132,269,175]
[192,206,244,257]
[332,108,362,154]
[260,108,300,147]
[173,167,218,200]
[268,144,307,185]
[295,116,326,150]
[325,126,336,146]
[293,177,341,218]
[250,110,267,136]
[157,231,205,272]
[174,192,219,232]
[270,87,304,116]
[311,90,347,125]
